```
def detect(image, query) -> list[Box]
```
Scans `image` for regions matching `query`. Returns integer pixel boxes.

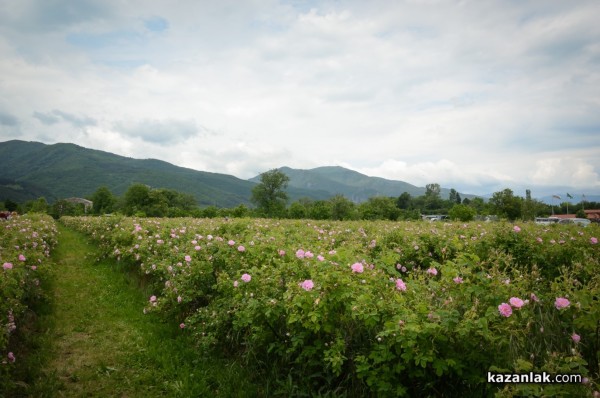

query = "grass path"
[28,223,258,397]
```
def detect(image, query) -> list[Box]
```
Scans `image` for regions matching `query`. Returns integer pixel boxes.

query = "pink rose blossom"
[426,267,438,276]
[31,265,37,270]
[351,262,364,273]
[509,297,525,308]
[18,254,26,262]
[453,276,463,284]
[7,352,15,363]
[241,273,251,283]
[3,262,13,270]
[395,278,407,291]
[228,240,235,246]
[278,250,286,256]
[555,297,570,309]
[305,251,314,259]
[149,295,157,303]
[530,293,539,302]
[498,303,513,317]
[184,255,191,262]
[317,255,325,261]
[571,333,581,343]
[194,245,201,251]
[238,245,245,252]
[233,280,239,287]
[591,237,598,244]
[177,295,182,303]
[300,279,314,291]
[513,225,521,233]
[179,323,185,329]
[295,249,305,259]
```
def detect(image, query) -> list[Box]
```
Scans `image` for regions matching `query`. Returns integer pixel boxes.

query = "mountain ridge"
[4,139,584,207]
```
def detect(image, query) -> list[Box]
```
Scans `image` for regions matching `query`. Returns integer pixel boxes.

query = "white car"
[535,217,560,225]
[558,218,591,227]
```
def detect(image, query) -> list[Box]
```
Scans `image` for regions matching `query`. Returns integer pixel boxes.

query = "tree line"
[1,170,598,221]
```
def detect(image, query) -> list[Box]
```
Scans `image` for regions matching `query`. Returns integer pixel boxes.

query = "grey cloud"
[51,110,97,128]
[33,111,60,125]
[2,0,112,32]
[0,110,19,126]
[33,110,97,128]
[116,119,200,144]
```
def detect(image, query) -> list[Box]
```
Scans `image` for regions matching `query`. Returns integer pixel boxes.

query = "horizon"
[0,1,599,196]
[2,138,598,202]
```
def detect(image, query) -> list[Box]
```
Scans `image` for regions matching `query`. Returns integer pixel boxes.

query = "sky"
[0,0,599,197]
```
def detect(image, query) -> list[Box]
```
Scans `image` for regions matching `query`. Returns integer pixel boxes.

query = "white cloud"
[0,0,598,197]
[531,157,600,188]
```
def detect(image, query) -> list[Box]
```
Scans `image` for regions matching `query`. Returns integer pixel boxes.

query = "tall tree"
[91,186,117,215]
[123,183,151,216]
[250,169,290,217]
[489,188,522,220]
[396,192,412,209]
[449,188,461,204]
[330,194,355,220]
[424,183,443,212]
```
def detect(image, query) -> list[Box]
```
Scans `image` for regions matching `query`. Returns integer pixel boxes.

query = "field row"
[61,216,599,397]
[0,215,57,376]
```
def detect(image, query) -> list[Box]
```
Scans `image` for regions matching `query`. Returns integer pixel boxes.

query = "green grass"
[13,224,260,397]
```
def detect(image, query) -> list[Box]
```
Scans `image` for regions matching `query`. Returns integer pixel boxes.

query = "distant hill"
[0,140,258,207]
[0,140,474,207]
[250,166,474,203]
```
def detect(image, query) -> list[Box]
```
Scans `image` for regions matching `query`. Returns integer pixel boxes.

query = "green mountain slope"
[0,140,472,207]
[0,140,257,206]
[250,166,459,203]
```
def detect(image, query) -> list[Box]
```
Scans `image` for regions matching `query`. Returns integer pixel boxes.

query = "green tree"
[308,200,332,220]
[28,197,48,213]
[231,204,250,218]
[49,200,86,218]
[396,192,412,209]
[359,197,400,220]
[448,188,461,204]
[448,204,476,221]
[330,194,355,220]
[288,201,308,219]
[91,186,117,215]
[424,183,444,212]
[3,199,18,212]
[521,189,536,221]
[489,188,522,220]
[201,206,218,218]
[250,169,290,217]
[123,184,151,216]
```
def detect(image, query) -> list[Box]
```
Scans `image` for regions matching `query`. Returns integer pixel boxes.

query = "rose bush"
[61,216,599,396]
[0,214,57,382]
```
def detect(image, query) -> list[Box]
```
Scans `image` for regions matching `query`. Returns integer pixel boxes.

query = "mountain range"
[1,140,595,207]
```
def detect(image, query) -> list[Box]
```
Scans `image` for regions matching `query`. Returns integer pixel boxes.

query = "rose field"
[1,215,57,389]
[49,216,598,397]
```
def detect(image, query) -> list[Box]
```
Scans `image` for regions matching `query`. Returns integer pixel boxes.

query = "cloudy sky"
[1,0,599,196]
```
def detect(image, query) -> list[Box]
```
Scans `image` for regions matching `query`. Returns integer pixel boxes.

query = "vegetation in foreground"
[61,215,600,397]
[1,217,258,397]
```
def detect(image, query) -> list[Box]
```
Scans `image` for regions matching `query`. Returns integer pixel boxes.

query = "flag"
[552,195,561,200]
[566,193,573,199]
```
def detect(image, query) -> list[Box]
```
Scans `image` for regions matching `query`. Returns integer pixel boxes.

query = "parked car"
[534,217,560,225]
[558,218,591,227]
